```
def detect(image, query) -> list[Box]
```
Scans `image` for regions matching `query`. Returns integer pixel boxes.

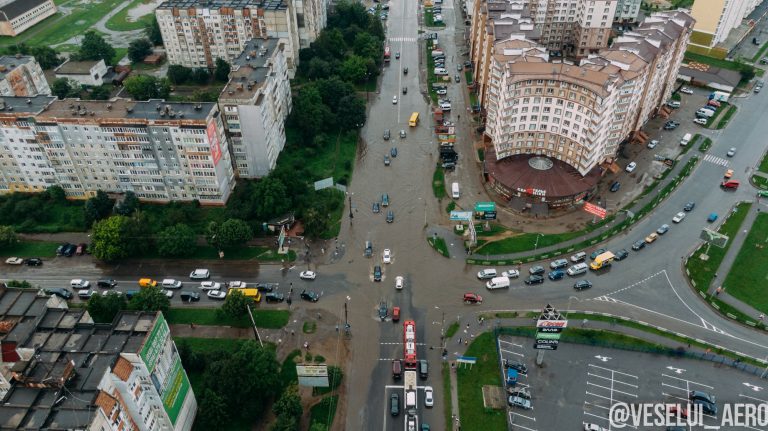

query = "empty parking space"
[583,364,640,429]
[660,372,720,426]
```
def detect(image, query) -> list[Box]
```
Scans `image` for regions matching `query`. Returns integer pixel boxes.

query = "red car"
[75,243,87,256]
[668,405,689,419]
[463,293,483,304]
[392,306,400,322]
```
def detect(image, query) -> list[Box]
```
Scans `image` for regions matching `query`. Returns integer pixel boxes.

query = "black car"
[610,181,621,192]
[44,288,72,300]
[524,275,544,285]
[614,249,629,261]
[386,211,394,223]
[529,265,545,275]
[631,240,646,251]
[97,279,117,288]
[692,399,717,415]
[403,67,408,74]
[255,282,277,292]
[25,258,43,266]
[378,302,388,320]
[63,244,76,257]
[180,291,200,302]
[590,248,607,260]
[56,243,70,256]
[574,280,593,290]
[265,292,285,303]
[372,202,381,213]
[684,201,695,211]
[373,266,382,281]
[504,359,528,374]
[391,147,398,157]
[390,393,400,416]
[301,290,320,302]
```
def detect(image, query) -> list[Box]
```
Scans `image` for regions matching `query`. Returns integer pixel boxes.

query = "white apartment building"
[524,0,616,56]
[689,0,762,51]
[0,0,57,36]
[156,0,325,73]
[219,37,291,178]
[613,0,641,23]
[0,96,236,204]
[483,9,693,177]
[54,59,110,87]
[0,55,50,97]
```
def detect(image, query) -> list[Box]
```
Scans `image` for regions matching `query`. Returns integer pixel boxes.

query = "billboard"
[583,202,606,219]
[297,364,329,387]
[206,120,222,166]
[474,202,497,220]
[450,211,473,221]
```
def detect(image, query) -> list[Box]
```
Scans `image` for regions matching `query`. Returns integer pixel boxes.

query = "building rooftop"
[54,59,102,75]
[0,287,160,431]
[232,37,280,69]
[158,0,286,11]
[679,65,741,90]
[0,55,33,79]
[35,99,216,122]
[220,38,282,101]
[0,0,50,21]
[0,95,56,115]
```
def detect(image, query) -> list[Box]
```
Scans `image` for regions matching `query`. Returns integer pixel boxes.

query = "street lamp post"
[534,233,543,251]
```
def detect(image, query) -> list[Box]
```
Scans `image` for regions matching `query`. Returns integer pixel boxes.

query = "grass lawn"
[279,349,302,388]
[475,223,507,237]
[686,202,752,296]
[445,321,460,338]
[428,235,450,257]
[457,332,507,431]
[715,105,737,130]
[475,230,582,255]
[105,0,155,31]
[424,9,446,28]
[309,395,339,429]
[432,164,446,199]
[164,308,290,328]
[446,201,456,214]
[0,0,127,48]
[698,137,712,153]
[443,363,453,427]
[754,41,768,62]
[0,241,59,258]
[282,128,357,187]
[722,212,768,313]
[758,153,768,174]
[753,175,768,189]
[684,52,754,74]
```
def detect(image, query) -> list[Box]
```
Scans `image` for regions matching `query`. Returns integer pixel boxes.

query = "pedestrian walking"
[760,314,765,321]
[466,323,470,329]
[291,329,295,336]
[716,286,722,296]
[335,324,339,332]
[458,337,462,344]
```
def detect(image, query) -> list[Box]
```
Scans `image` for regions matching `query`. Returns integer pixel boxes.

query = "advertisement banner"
[206,121,222,166]
[583,202,606,219]
[450,211,473,221]
[534,340,558,350]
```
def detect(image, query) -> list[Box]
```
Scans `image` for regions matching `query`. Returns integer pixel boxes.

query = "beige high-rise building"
[476,9,694,209]
[525,0,617,57]
[0,55,50,97]
[688,0,761,54]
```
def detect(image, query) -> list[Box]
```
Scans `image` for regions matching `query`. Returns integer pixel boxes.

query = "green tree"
[76,31,116,64]
[309,423,328,431]
[145,15,163,46]
[157,223,197,257]
[302,207,330,238]
[128,38,152,63]
[168,65,192,84]
[51,78,73,100]
[290,85,331,141]
[306,57,332,80]
[87,291,127,323]
[315,28,347,59]
[270,416,298,431]
[86,85,112,100]
[220,289,253,319]
[6,280,32,288]
[336,94,366,129]
[352,32,379,60]
[252,176,290,220]
[317,77,355,112]
[123,75,171,100]
[91,216,131,261]
[115,191,138,216]
[340,55,368,83]
[273,384,302,418]
[218,218,253,247]
[129,287,170,313]
[30,46,62,69]
[0,225,17,247]
[214,57,231,82]
[43,185,67,203]
[191,67,210,84]
[84,190,114,226]
[195,389,229,430]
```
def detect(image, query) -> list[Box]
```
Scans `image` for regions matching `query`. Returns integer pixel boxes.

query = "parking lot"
[497,335,768,430]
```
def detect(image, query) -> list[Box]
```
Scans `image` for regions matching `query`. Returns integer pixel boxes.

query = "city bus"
[409,112,419,127]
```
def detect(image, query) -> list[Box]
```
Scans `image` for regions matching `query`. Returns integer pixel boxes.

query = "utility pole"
[246,304,264,348]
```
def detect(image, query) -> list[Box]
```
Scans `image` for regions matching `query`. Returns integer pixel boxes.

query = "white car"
[4,257,23,265]
[436,88,447,95]
[680,87,694,94]
[395,275,404,290]
[228,281,247,288]
[440,102,452,110]
[625,162,637,173]
[300,270,317,280]
[207,290,227,300]
[102,290,123,297]
[78,289,95,299]
[392,96,398,104]
[727,147,736,157]
[672,212,686,223]
[161,279,182,289]
[163,290,174,298]
[70,279,90,289]
[501,269,520,278]
[584,424,608,431]
[424,386,434,407]
[647,139,658,149]
[694,118,707,125]
[383,249,392,263]
[189,269,210,279]
[199,281,222,291]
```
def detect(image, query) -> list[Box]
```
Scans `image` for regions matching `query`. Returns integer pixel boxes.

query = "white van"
[486,277,510,290]
[434,67,448,75]
[680,133,692,146]
[566,263,589,276]
[452,182,460,198]
[70,279,90,289]
[477,268,497,279]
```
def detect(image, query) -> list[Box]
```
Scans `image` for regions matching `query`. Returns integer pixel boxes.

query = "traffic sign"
[583,202,606,219]
[535,332,562,341]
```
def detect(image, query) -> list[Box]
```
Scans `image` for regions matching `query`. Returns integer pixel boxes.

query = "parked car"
[454,74,461,82]
[44,288,72,300]
[501,269,520,278]
[647,140,658,149]
[680,87,693,94]
[97,279,118,288]
[300,271,317,280]
[180,291,200,302]
[63,244,76,257]
[78,289,95,299]
[70,279,90,289]
[529,265,545,275]
[550,259,568,269]
[584,424,609,431]
[265,292,285,303]
[614,249,629,261]
[590,249,607,260]
[300,290,320,302]
[25,258,42,266]
[574,280,593,290]
[694,118,707,125]
[382,193,390,206]
[625,161,637,172]
[436,88,448,95]
[672,212,686,223]
[524,275,544,285]
[199,281,222,291]
[463,293,483,304]
[390,393,400,416]
[190,269,210,279]
[632,240,646,251]
[384,129,391,140]
[424,386,434,407]
[207,290,227,300]
[610,181,621,192]
[708,213,718,222]
[372,202,380,213]
[384,154,391,166]
[56,243,70,256]
[645,232,659,243]
[508,395,532,409]
[5,257,24,265]
[689,390,716,404]
[477,269,497,279]
[547,270,565,281]
[386,210,394,223]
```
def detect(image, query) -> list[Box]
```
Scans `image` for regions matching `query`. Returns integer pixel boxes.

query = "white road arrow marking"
[701,319,727,334]
[744,383,763,392]
[594,355,611,362]
[666,366,686,374]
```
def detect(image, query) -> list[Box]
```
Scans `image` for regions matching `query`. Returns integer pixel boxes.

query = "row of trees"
[168,59,231,85]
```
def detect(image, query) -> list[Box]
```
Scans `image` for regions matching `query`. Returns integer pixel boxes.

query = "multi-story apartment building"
[0,96,236,204]
[0,287,196,430]
[524,0,616,56]
[156,0,326,72]
[613,0,641,24]
[479,9,694,208]
[688,0,761,54]
[0,0,57,36]
[0,55,50,97]
[219,37,291,178]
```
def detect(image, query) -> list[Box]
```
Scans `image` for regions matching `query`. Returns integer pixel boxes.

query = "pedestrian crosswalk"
[703,154,729,167]
[388,36,418,43]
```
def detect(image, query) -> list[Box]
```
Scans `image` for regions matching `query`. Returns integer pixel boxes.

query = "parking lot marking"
[739,393,768,403]
[662,374,714,389]
[742,383,764,392]
[594,355,611,362]
[584,364,639,428]
[666,366,686,374]
[499,340,525,349]
[506,413,538,431]
[500,348,525,358]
